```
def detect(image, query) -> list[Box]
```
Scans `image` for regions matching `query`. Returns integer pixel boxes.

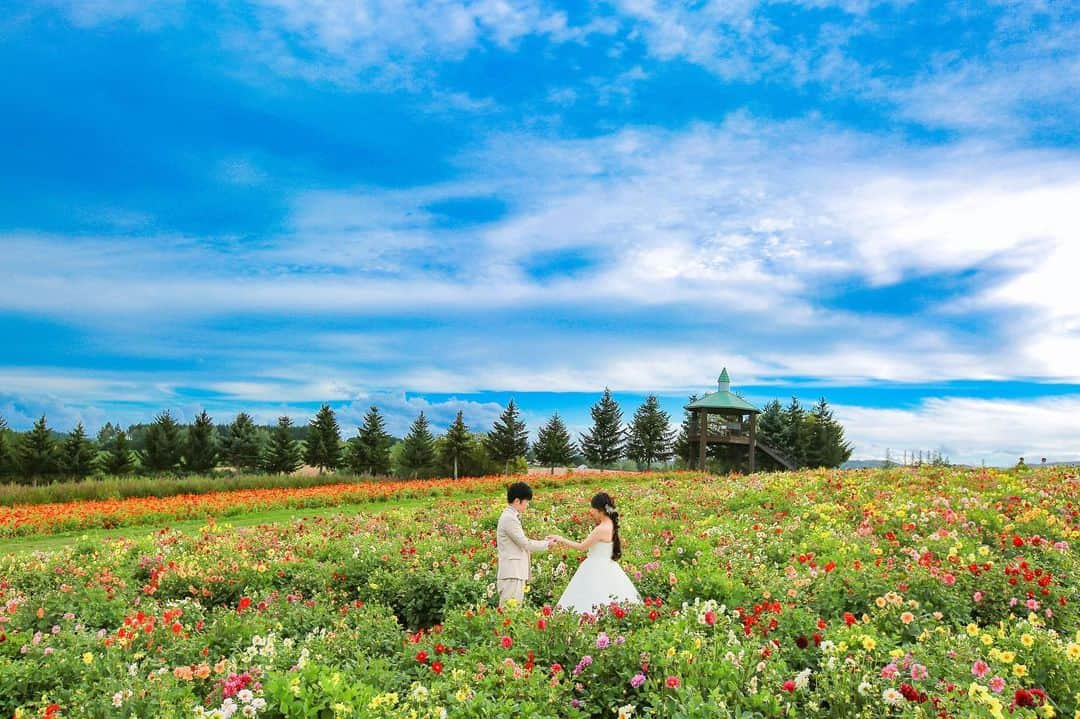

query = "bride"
[550,492,642,613]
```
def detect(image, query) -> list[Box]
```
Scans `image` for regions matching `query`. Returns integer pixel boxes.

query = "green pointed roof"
[685,368,760,413]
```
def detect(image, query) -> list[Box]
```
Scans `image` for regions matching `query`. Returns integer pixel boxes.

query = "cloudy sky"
[2,1,1079,465]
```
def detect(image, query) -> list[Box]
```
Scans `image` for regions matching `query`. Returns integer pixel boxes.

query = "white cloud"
[836,395,1080,466]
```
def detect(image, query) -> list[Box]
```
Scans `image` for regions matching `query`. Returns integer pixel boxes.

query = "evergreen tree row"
[0,390,853,483]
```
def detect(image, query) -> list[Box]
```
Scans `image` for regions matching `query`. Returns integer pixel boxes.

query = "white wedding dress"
[556,541,642,614]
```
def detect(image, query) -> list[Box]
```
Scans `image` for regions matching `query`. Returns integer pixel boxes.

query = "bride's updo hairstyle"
[590,492,622,560]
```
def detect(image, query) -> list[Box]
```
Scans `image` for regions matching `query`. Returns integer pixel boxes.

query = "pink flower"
[881,663,898,679]
[971,660,989,678]
[596,632,610,649]
[911,664,928,681]
[989,676,1006,693]
[943,573,956,586]
[973,591,983,602]
[630,673,646,688]
[1026,598,1039,611]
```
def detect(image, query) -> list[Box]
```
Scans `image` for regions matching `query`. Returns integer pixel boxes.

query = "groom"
[496,481,555,606]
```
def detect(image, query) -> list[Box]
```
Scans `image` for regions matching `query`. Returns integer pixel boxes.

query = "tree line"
[0,390,851,483]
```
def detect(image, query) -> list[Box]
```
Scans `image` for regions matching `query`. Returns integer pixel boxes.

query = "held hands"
[544,535,562,549]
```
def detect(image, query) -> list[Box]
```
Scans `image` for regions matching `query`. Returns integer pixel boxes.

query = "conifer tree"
[533,412,576,474]
[346,405,394,476]
[626,394,676,470]
[305,404,342,472]
[60,422,96,478]
[0,415,12,477]
[672,394,699,465]
[485,400,529,472]
[100,428,135,476]
[805,398,853,469]
[143,410,183,473]
[18,415,57,480]
[757,400,784,450]
[439,410,472,480]
[221,412,263,473]
[580,388,625,468]
[184,410,219,474]
[781,397,809,469]
[399,412,437,478]
[263,416,303,475]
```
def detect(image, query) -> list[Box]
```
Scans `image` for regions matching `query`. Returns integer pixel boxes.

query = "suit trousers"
[497,578,525,606]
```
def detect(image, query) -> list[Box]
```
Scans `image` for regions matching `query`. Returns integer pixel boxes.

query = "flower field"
[0,474,592,538]
[0,466,1077,719]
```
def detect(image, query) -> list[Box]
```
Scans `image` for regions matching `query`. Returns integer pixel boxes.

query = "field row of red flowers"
[0,471,609,537]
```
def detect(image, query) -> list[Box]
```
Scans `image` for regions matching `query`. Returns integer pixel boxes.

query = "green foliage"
[264,416,303,475]
[438,410,471,480]
[781,396,809,469]
[142,410,183,474]
[305,404,343,472]
[533,412,576,472]
[221,411,263,472]
[580,387,625,468]
[804,398,853,469]
[398,412,437,478]
[485,399,529,471]
[18,414,58,480]
[98,428,136,476]
[346,405,394,476]
[183,409,219,473]
[0,415,15,477]
[626,394,675,469]
[59,422,96,478]
[672,394,698,466]
[757,399,784,451]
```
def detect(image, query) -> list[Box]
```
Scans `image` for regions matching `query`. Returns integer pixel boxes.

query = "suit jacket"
[496,505,549,581]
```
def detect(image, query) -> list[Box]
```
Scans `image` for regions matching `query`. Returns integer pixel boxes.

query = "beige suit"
[496,505,549,605]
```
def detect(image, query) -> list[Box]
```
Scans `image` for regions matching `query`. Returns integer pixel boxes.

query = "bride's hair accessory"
[604,504,615,515]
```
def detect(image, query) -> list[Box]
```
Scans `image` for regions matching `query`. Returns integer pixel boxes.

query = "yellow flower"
[1038,705,1055,718]
[693,637,702,649]
[1066,643,1080,661]
[666,646,676,658]
[988,698,1005,719]
[1021,634,1035,648]
[966,623,980,637]
[837,641,848,652]
[875,597,886,608]
[82,652,94,665]
[889,648,904,659]
[455,687,474,703]
[999,651,1015,664]
[981,634,994,646]
[1012,664,1028,677]
[861,636,876,651]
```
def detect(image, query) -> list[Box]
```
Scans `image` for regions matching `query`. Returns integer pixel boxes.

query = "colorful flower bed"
[0,466,1077,718]
[0,473,597,538]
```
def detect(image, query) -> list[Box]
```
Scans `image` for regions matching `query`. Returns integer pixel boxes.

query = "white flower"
[795,668,812,690]
[112,692,125,707]
[617,704,635,719]
[237,689,254,704]
[250,699,266,711]
[882,688,903,705]
[858,681,873,697]
[241,707,256,718]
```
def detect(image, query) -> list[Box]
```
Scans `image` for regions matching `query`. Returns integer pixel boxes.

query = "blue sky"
[2,0,1079,465]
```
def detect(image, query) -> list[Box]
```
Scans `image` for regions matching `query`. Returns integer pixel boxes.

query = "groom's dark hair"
[507,481,534,504]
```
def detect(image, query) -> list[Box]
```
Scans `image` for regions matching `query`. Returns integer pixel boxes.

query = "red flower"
[501,635,513,649]
[435,643,448,654]
[795,635,809,649]
[537,619,548,630]
[237,597,252,613]
[782,680,796,693]
[171,622,182,635]
[666,676,680,689]
[843,612,856,626]
[1014,689,1035,707]
[704,611,716,626]
[550,663,563,674]
[1012,535,1024,547]
[648,610,659,621]
[431,661,444,674]
[44,705,61,719]
[416,650,429,664]
[824,561,836,573]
